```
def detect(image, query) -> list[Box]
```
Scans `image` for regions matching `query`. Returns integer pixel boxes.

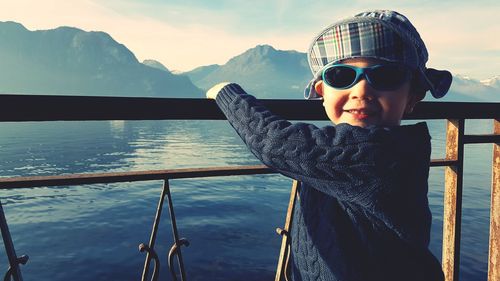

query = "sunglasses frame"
[321,63,412,91]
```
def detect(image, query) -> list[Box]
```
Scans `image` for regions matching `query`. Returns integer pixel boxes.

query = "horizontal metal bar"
[463,134,500,144]
[0,165,275,189]
[431,159,458,167]
[0,94,498,122]
[0,158,460,190]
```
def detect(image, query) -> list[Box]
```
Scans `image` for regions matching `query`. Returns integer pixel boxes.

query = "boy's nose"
[349,78,375,100]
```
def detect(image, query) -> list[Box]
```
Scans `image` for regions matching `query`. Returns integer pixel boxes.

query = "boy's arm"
[212,83,426,204]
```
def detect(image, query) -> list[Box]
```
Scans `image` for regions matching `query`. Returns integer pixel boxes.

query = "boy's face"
[314,58,418,127]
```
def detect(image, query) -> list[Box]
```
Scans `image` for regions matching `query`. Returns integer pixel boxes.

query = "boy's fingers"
[206,82,231,99]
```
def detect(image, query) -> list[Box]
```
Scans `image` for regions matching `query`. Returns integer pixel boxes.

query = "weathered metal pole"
[0,201,25,281]
[442,119,465,281]
[165,180,188,281]
[488,119,500,281]
[275,180,299,281]
[141,181,169,281]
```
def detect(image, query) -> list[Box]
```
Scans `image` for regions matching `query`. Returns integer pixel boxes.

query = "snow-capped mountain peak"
[480,75,500,88]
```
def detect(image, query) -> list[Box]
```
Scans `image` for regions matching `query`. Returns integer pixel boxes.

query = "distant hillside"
[186,64,220,84]
[185,45,499,102]
[0,21,203,97]
[1,21,497,101]
[142,59,169,72]
[184,45,311,99]
[437,75,500,102]
[481,76,500,88]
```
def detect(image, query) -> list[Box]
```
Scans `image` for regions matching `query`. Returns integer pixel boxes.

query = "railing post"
[442,119,465,281]
[275,180,300,281]
[140,179,189,281]
[488,119,500,281]
[165,180,189,281]
[0,201,27,281]
[141,181,169,281]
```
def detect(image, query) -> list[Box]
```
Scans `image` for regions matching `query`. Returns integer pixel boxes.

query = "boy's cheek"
[323,107,342,125]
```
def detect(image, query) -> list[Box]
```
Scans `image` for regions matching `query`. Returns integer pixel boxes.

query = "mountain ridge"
[184,44,311,98]
[0,21,203,97]
[184,45,499,101]
[0,21,498,101]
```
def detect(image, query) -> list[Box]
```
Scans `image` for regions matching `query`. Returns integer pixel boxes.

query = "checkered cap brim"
[305,10,452,99]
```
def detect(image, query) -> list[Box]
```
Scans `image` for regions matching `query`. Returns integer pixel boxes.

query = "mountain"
[437,75,500,102]
[185,45,499,102]
[0,21,203,97]
[142,59,169,72]
[184,45,311,99]
[186,64,220,84]
[480,76,500,89]
[1,21,497,101]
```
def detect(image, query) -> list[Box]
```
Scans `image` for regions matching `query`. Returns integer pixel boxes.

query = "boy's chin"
[332,115,401,128]
[334,121,374,128]
[332,119,398,128]
[332,118,378,128]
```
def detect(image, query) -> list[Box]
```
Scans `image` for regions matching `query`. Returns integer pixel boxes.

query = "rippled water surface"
[0,119,494,280]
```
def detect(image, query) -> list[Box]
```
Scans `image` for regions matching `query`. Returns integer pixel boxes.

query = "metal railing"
[0,94,499,281]
[1,165,275,281]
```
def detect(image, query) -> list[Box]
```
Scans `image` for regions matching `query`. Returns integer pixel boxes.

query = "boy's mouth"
[344,108,376,119]
[346,109,370,114]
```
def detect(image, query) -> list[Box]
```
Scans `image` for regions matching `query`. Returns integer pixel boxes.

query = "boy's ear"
[405,93,422,114]
[405,82,427,113]
[314,80,324,97]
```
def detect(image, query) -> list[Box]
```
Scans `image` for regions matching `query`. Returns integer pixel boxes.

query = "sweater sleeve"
[215,83,429,205]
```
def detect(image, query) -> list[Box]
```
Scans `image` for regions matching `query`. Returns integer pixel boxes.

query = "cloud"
[0,0,117,31]
[409,4,500,79]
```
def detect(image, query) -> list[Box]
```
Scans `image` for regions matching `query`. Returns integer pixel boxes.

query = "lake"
[0,119,495,281]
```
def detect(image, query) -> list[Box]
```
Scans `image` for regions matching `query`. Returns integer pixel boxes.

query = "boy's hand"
[206,82,230,99]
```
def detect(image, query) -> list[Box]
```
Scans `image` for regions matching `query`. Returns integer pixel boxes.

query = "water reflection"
[0,119,495,281]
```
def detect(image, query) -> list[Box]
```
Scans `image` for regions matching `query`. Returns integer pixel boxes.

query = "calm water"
[0,119,494,281]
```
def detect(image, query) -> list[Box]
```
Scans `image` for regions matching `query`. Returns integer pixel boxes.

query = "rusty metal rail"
[0,165,275,281]
[0,95,499,281]
[0,166,274,189]
[0,166,275,281]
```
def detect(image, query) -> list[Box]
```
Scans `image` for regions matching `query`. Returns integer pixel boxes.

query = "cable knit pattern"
[215,83,444,281]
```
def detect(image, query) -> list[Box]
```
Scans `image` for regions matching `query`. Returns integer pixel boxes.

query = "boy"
[207,10,452,281]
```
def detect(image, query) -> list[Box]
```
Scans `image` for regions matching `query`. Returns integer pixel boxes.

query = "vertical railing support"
[165,179,189,281]
[141,179,189,281]
[488,119,500,281]
[141,181,169,281]
[275,180,300,281]
[0,201,28,281]
[442,119,465,281]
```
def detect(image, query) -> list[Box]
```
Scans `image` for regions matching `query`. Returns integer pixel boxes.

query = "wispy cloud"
[408,3,500,78]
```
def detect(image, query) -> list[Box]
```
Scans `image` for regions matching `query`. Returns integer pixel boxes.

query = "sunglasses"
[321,63,412,91]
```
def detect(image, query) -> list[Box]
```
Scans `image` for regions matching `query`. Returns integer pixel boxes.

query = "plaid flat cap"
[304,10,452,99]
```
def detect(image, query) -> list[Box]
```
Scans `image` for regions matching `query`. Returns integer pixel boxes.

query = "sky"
[0,0,499,80]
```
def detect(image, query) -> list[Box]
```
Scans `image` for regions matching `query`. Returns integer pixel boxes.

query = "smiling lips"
[344,108,376,119]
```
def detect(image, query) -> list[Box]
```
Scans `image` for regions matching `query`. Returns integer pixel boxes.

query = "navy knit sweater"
[215,83,444,281]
